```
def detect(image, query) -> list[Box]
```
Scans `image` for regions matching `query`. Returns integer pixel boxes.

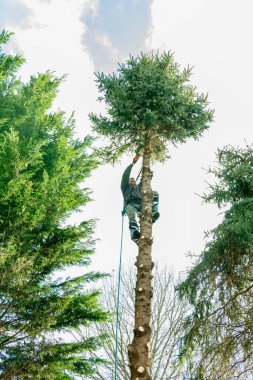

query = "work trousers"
[125,191,159,240]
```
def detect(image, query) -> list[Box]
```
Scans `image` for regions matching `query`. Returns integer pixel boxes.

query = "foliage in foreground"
[178,144,253,380]
[0,31,108,379]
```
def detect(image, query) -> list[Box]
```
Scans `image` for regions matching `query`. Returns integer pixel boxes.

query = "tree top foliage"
[0,30,25,80]
[90,51,214,162]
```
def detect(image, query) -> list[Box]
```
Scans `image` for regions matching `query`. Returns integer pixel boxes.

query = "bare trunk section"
[128,143,154,379]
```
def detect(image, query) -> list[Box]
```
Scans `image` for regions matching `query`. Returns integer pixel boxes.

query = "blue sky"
[1,0,253,274]
[82,0,152,71]
[0,0,31,28]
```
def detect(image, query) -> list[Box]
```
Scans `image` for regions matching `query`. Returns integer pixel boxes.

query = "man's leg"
[152,191,160,223]
[125,203,140,241]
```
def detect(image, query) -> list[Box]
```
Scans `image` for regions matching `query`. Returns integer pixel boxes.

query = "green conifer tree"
[178,145,253,380]
[0,31,108,380]
[90,52,213,379]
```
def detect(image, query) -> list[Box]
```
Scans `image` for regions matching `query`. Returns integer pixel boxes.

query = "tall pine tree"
[90,52,213,379]
[0,31,107,379]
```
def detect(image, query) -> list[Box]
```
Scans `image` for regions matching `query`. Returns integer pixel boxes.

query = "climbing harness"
[114,209,125,380]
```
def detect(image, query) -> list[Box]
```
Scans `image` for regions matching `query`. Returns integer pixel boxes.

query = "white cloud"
[81,0,153,72]
[94,31,122,61]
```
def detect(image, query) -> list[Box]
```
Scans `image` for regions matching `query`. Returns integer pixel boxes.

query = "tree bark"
[128,142,154,379]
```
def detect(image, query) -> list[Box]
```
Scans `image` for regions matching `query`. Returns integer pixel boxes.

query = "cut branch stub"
[137,366,145,374]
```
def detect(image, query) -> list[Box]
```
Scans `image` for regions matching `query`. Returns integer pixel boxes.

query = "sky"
[0,0,253,276]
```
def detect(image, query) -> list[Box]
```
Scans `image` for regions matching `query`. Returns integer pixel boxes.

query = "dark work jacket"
[121,164,141,205]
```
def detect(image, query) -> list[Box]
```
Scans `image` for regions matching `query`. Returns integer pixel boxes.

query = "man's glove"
[132,153,140,164]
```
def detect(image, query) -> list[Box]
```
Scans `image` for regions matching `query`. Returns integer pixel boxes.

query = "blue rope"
[114,209,125,380]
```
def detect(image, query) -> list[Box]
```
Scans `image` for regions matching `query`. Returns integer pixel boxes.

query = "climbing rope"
[114,165,142,379]
[114,209,125,380]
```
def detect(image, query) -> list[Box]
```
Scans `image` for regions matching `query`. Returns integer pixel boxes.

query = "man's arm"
[121,154,140,193]
[121,163,133,192]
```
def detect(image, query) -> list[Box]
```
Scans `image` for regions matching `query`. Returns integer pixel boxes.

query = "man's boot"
[152,191,160,223]
[129,220,140,242]
[152,211,160,223]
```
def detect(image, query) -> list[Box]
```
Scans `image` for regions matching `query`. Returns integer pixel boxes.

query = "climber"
[121,153,160,242]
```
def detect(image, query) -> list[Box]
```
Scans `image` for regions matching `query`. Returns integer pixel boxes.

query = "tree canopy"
[90,52,213,162]
[0,31,108,379]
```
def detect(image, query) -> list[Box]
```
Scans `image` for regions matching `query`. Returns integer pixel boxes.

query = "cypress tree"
[90,52,213,379]
[0,31,108,379]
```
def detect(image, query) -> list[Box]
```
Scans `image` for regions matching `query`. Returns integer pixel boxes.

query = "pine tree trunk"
[128,142,154,380]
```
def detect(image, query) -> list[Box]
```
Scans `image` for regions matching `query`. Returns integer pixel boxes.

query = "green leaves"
[90,51,214,162]
[204,145,253,206]
[0,31,25,82]
[0,31,107,379]
[178,144,253,379]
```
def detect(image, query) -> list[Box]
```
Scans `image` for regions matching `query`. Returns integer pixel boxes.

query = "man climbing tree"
[121,153,160,243]
[90,52,213,379]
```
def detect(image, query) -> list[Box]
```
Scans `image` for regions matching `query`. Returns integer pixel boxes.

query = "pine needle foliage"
[0,31,108,379]
[90,51,213,163]
[177,145,253,380]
